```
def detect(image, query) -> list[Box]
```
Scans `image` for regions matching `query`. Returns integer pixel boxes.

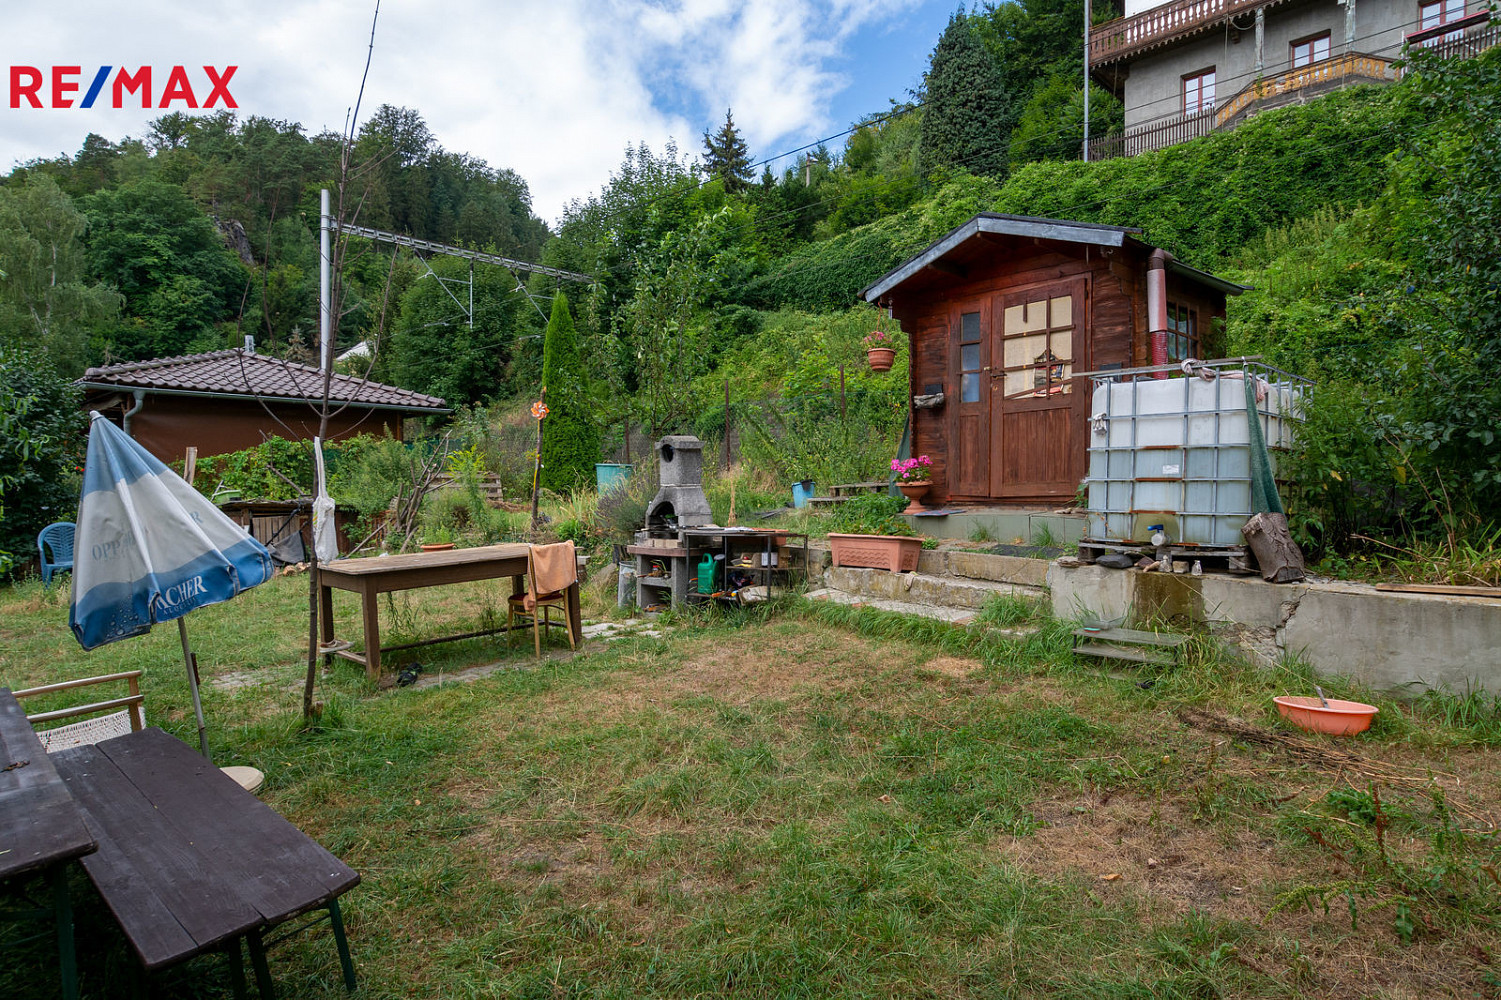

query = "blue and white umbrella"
[70,412,273,759]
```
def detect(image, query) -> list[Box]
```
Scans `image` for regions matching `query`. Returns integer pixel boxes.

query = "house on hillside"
[1089,0,1500,158]
[862,213,1244,507]
[77,347,449,463]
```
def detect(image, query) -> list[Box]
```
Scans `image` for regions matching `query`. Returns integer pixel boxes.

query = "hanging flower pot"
[864,331,898,372]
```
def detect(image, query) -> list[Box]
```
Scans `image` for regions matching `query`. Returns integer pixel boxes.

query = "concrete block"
[827,567,1038,610]
[1283,586,1501,692]
[947,551,1049,587]
[917,549,948,575]
[1047,563,1132,623]
[1198,574,1304,628]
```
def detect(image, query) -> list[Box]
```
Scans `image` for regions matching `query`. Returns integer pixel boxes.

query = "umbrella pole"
[177,618,212,762]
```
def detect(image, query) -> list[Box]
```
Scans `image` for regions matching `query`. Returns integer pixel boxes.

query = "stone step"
[825,565,1042,611]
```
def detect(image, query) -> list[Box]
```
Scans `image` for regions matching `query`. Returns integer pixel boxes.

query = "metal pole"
[468,259,474,330]
[319,189,332,372]
[177,617,212,761]
[1083,0,1092,162]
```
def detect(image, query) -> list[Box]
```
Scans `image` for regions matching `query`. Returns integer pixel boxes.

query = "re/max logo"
[9,66,237,109]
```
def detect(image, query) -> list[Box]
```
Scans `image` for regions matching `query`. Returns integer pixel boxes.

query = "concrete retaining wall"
[1048,563,1501,692]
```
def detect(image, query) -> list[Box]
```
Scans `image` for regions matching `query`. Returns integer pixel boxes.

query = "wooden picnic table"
[317,543,584,678]
[52,727,360,999]
[0,689,96,1000]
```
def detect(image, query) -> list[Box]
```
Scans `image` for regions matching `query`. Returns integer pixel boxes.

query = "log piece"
[1242,512,1305,583]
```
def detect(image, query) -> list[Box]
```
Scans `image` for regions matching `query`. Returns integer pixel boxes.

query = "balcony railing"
[1088,52,1394,159]
[1406,11,1500,58]
[1090,0,1286,66]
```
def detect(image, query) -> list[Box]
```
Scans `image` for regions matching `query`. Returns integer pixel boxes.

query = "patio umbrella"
[69,412,274,760]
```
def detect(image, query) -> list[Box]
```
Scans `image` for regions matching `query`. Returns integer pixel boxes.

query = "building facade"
[1089,0,1499,157]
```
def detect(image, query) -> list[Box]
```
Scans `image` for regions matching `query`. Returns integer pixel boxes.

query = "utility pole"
[1083,0,1092,162]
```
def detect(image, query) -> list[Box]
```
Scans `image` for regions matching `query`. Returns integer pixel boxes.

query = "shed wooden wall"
[91,395,410,463]
[888,239,1226,507]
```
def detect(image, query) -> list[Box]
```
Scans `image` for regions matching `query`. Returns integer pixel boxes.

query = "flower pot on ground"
[828,533,922,572]
[897,481,931,513]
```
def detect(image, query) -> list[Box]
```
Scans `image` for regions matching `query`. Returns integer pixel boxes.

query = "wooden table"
[0,689,95,1000]
[317,543,584,678]
[52,728,360,998]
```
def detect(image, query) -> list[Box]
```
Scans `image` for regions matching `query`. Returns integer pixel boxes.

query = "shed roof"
[78,349,449,412]
[861,213,1246,302]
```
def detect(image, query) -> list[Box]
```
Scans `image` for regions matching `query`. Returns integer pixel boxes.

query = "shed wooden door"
[947,299,990,497]
[988,277,1089,501]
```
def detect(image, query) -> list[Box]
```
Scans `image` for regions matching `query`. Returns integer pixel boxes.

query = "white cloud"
[0,0,927,226]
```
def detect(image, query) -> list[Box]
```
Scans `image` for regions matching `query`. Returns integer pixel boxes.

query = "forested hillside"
[2,2,1499,569]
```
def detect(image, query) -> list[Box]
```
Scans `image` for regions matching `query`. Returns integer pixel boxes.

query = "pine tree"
[702,109,753,193]
[539,291,599,493]
[918,13,1013,178]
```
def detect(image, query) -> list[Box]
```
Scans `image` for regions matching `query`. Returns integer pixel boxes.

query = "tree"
[1009,72,1123,165]
[702,109,753,194]
[0,347,84,576]
[539,292,599,492]
[918,13,1014,177]
[82,179,246,360]
[0,173,122,375]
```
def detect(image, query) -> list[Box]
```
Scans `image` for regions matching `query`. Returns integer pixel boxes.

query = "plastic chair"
[506,541,580,658]
[37,521,76,587]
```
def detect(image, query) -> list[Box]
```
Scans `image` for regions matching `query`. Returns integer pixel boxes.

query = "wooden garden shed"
[863,213,1245,507]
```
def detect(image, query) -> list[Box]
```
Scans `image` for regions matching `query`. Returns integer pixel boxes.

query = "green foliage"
[539,293,600,492]
[81,179,247,360]
[1009,74,1123,166]
[825,493,913,537]
[0,173,122,375]
[192,437,313,501]
[0,348,84,576]
[327,433,431,541]
[919,13,1012,178]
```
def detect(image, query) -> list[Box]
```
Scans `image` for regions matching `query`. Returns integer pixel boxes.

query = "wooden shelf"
[627,544,686,559]
[638,576,674,588]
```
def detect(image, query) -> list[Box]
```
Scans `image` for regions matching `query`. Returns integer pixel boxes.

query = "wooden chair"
[506,541,579,658]
[14,671,145,753]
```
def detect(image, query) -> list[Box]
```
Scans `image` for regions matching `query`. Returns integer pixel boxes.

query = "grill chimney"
[645,435,713,537]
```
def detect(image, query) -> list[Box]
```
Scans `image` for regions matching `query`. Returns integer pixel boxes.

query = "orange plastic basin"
[1274,696,1379,735]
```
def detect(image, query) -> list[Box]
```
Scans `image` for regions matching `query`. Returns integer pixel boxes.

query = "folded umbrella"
[70,412,273,758]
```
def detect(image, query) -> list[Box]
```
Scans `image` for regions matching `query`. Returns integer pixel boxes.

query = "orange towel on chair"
[524,540,576,610]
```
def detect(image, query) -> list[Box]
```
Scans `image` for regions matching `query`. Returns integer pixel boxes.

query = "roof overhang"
[862,212,1247,302]
[77,382,453,416]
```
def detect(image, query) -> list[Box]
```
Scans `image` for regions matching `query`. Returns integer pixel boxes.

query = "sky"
[1,0,957,227]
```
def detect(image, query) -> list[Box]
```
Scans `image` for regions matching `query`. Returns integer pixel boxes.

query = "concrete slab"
[946,551,1049,587]
[828,566,1040,610]
[807,587,979,624]
[903,509,1088,543]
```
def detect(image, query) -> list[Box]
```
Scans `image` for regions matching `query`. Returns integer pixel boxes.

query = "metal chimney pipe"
[1147,249,1169,380]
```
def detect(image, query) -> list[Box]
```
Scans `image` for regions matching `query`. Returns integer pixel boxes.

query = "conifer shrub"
[538,292,600,492]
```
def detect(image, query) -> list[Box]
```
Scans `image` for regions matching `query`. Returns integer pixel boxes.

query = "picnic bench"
[0,689,95,1000]
[317,543,584,678]
[51,727,360,998]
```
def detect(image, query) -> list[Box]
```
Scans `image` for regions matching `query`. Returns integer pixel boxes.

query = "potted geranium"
[892,455,933,512]
[864,330,898,372]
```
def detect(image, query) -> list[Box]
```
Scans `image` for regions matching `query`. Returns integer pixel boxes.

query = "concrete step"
[825,565,1042,611]
[805,587,979,624]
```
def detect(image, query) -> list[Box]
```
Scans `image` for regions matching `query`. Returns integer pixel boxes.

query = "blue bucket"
[791,479,815,508]
[595,463,633,494]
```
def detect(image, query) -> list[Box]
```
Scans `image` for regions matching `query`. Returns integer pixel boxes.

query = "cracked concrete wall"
[1047,563,1501,692]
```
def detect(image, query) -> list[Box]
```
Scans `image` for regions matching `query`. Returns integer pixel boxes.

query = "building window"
[1420,0,1466,28]
[1001,295,1074,397]
[1291,32,1332,67]
[1167,303,1198,362]
[1183,69,1216,115]
[959,311,982,403]
[1418,0,1467,43]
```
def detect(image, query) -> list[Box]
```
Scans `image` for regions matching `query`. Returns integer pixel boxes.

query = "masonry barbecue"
[644,435,713,538]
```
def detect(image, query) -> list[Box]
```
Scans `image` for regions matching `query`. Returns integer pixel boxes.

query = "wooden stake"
[728,479,737,528]
[184,446,198,487]
[530,387,546,531]
[723,378,731,472]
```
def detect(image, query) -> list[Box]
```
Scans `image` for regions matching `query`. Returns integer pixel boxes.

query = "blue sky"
[1,0,962,224]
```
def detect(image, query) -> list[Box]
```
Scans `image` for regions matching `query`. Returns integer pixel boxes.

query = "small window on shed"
[959,311,982,403]
[1166,303,1198,361]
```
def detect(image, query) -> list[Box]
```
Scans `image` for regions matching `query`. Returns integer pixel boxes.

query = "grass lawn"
[2,571,1499,999]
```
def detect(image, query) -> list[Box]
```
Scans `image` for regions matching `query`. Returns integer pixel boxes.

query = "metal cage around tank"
[1082,358,1311,549]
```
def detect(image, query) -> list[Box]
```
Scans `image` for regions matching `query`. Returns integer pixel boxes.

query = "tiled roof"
[79,349,448,411]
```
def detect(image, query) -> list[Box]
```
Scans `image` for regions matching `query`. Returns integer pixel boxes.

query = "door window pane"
[1001,293,1075,398]
[961,373,981,403]
[961,311,980,343]
[961,343,980,372]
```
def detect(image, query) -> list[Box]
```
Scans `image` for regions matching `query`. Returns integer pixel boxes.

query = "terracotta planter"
[897,480,931,513]
[828,533,922,573]
[420,542,455,552]
[867,347,896,372]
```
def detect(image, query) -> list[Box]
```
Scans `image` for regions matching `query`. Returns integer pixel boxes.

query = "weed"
[968,524,996,543]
